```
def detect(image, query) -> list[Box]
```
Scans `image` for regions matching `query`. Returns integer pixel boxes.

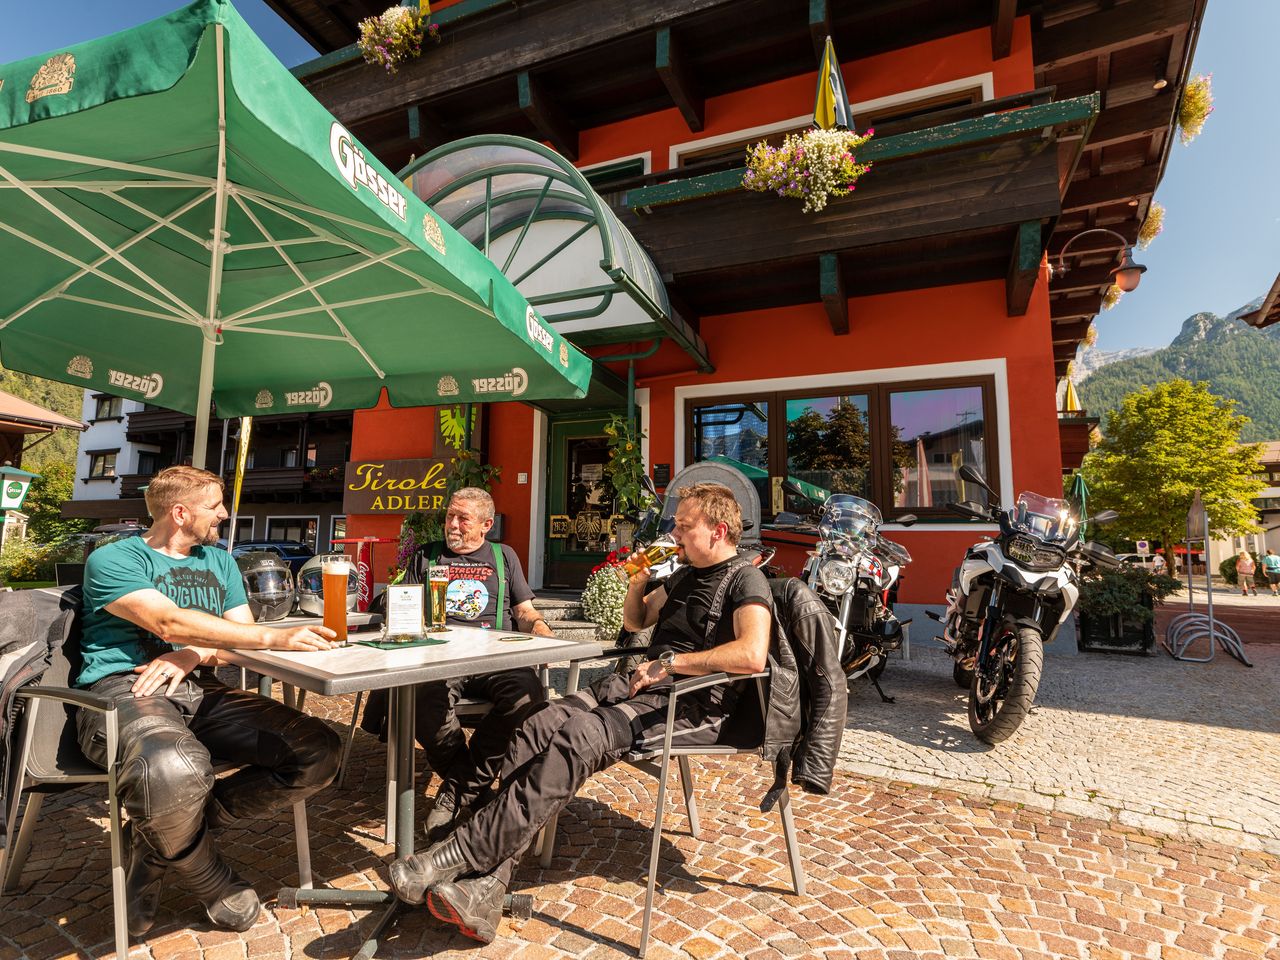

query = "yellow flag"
[232,417,252,517]
[813,37,851,131]
[1063,378,1082,413]
[419,0,431,16]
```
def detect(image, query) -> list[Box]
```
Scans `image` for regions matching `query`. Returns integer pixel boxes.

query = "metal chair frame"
[2,684,314,958]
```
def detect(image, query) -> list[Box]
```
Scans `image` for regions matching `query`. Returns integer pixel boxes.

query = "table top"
[222,627,604,695]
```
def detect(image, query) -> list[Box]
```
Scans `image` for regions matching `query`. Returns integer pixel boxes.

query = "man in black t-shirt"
[383,488,555,841]
[388,482,771,943]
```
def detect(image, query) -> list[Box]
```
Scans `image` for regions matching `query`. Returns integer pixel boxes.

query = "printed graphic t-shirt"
[412,542,534,629]
[78,537,247,687]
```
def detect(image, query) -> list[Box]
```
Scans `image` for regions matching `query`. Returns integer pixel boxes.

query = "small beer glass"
[428,565,449,631]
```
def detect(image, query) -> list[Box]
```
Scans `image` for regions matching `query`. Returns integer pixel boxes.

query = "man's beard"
[445,530,466,550]
[199,526,221,546]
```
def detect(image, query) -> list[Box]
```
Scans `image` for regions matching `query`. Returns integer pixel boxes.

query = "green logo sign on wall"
[5,482,20,500]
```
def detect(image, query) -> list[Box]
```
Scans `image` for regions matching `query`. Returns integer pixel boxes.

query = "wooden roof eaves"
[1239,273,1280,330]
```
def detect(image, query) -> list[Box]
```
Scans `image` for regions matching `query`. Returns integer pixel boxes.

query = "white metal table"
[223,627,604,958]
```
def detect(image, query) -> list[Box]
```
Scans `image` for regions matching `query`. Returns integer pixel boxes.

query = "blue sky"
[2,2,1269,354]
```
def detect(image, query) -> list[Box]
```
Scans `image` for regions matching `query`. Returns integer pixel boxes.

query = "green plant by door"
[603,415,656,521]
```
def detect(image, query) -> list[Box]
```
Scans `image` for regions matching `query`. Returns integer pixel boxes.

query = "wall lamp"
[1052,227,1148,293]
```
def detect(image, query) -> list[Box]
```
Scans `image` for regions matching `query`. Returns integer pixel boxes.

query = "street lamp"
[1052,227,1148,293]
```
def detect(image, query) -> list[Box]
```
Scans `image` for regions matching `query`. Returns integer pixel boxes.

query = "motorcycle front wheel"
[968,625,1043,744]
[952,662,973,688]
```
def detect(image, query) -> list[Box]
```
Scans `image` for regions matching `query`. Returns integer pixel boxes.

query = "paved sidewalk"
[844,634,1280,853]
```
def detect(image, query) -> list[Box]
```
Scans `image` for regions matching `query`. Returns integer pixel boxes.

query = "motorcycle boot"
[426,873,508,944]
[168,827,261,931]
[388,835,469,906]
[122,819,168,937]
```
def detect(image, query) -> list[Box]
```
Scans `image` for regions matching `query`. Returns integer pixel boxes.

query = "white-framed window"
[667,74,995,170]
[329,515,347,552]
[93,396,123,420]
[88,451,118,479]
[266,515,320,551]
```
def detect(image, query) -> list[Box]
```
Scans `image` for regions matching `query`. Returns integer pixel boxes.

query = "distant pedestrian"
[1263,549,1280,597]
[1152,552,1166,575]
[1235,549,1258,596]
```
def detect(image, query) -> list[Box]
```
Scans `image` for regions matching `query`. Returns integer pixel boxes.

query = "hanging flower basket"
[1137,200,1164,250]
[743,126,873,214]
[357,5,441,75]
[1101,284,1123,311]
[1177,74,1214,145]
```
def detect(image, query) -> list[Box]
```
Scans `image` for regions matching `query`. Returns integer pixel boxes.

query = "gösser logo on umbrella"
[0,0,592,468]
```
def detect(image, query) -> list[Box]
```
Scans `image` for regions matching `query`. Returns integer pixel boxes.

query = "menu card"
[384,584,425,640]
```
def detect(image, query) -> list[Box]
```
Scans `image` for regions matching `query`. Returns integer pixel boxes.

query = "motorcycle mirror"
[1081,540,1120,569]
[957,463,995,497]
[1087,509,1119,526]
[897,514,917,527]
[780,478,808,499]
[641,471,659,497]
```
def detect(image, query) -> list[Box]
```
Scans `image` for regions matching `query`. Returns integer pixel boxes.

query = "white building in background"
[72,391,158,507]
[1201,440,1280,576]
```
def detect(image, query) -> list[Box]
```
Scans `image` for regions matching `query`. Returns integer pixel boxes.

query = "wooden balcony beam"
[819,253,848,335]
[1061,165,1160,214]
[1050,297,1100,321]
[1053,341,1079,362]
[518,71,579,161]
[1051,262,1118,294]
[655,27,704,132]
[1052,319,1091,344]
[1035,0,1195,71]
[991,0,1016,60]
[1006,220,1042,317]
[1085,95,1175,151]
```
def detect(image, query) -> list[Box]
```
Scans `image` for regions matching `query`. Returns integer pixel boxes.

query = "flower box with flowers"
[357,4,440,75]
[580,547,633,642]
[742,127,873,214]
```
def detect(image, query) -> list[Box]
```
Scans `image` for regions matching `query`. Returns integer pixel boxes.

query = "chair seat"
[626,744,753,762]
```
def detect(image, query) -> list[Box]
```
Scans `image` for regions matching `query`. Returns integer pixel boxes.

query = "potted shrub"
[1076,565,1181,654]
[602,415,655,546]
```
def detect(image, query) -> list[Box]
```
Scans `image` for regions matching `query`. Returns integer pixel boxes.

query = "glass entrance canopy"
[401,136,710,371]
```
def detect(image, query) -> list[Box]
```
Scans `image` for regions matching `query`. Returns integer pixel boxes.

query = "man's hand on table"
[265,624,339,652]
[132,648,202,697]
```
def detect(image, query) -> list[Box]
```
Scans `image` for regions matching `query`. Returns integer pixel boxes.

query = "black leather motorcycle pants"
[76,672,340,860]
[454,671,728,882]
[413,667,547,808]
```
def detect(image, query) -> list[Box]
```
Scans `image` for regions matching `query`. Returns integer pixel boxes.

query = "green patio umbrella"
[1068,470,1089,535]
[813,36,852,131]
[0,0,592,468]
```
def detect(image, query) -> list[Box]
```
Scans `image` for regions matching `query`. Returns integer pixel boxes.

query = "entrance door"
[546,415,618,588]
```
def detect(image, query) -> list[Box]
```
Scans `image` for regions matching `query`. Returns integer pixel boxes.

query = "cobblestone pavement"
[4,643,1279,960]
[843,635,1280,854]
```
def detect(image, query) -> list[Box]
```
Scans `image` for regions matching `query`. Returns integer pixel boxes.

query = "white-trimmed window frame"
[265,514,321,551]
[667,73,995,170]
[673,359,1011,531]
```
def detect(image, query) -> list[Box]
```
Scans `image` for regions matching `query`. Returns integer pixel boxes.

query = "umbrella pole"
[193,24,230,471]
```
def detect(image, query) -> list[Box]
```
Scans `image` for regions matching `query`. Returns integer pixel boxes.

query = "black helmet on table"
[236,551,295,621]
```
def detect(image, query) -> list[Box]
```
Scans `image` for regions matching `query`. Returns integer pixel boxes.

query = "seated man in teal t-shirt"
[77,466,341,938]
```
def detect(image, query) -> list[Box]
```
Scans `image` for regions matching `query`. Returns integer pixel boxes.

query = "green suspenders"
[426,540,506,629]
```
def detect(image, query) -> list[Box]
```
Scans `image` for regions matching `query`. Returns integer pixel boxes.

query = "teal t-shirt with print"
[78,537,248,687]
[1264,554,1280,574]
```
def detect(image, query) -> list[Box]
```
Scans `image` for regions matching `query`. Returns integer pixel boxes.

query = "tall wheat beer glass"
[322,556,351,643]
[428,565,449,631]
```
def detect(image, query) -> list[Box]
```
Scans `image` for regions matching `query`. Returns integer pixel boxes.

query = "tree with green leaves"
[1081,379,1264,564]
[22,459,93,543]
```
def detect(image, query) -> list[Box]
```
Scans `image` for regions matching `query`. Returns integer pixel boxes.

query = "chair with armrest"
[623,668,806,959]
[1,587,315,957]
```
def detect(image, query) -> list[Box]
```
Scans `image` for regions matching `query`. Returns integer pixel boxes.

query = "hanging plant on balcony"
[1101,284,1123,311]
[1137,201,1165,250]
[743,127,873,214]
[357,3,441,75]
[1177,74,1214,145]
[1083,322,1098,347]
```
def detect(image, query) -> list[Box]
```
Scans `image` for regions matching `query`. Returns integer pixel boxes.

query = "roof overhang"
[401,136,711,371]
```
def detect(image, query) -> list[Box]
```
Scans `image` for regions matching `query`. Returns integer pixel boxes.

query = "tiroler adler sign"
[342,458,453,514]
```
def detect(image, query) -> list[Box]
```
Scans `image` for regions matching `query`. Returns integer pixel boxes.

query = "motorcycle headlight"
[818,557,857,595]
[1005,534,1065,571]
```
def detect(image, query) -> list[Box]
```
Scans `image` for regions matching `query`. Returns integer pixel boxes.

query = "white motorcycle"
[929,464,1118,743]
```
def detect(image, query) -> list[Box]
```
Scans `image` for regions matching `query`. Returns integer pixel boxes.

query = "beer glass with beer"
[613,535,679,582]
[428,565,450,631]
[322,555,351,643]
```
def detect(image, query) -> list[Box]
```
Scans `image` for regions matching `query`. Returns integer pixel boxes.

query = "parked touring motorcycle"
[928,464,1119,743]
[773,484,916,700]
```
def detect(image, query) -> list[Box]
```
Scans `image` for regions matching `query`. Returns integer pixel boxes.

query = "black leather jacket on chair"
[760,577,847,807]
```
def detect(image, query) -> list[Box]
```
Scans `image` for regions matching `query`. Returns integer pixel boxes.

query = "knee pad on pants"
[117,721,215,832]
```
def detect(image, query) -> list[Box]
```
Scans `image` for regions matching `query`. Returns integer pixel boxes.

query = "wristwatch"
[658,649,677,676]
